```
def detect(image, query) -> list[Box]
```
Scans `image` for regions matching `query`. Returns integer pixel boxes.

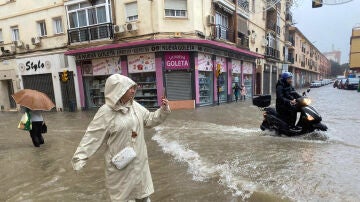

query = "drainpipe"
[234,0,238,45]
[110,0,116,29]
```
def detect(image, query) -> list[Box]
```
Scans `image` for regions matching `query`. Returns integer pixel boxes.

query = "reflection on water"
[1,85,360,201]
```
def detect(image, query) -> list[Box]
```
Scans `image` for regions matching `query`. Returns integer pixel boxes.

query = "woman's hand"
[161,98,169,107]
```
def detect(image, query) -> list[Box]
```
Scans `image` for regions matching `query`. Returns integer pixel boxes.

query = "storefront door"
[59,71,77,111]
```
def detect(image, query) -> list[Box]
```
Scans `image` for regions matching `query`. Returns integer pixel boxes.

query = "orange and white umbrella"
[12,89,55,111]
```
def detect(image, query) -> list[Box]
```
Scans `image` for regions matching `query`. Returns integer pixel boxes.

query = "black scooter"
[252,89,327,136]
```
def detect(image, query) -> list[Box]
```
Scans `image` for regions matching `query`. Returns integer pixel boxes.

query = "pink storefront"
[65,39,262,109]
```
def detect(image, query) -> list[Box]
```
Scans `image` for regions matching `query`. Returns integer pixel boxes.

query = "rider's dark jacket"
[276,79,301,116]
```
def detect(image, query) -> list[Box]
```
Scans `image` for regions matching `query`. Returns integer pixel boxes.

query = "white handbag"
[111,138,136,170]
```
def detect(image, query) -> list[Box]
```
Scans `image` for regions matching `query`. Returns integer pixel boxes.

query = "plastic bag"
[18,112,32,131]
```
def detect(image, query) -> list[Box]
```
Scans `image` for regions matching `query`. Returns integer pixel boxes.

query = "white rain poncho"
[71,74,170,201]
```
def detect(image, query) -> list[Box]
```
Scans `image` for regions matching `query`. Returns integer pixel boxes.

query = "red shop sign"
[165,52,190,70]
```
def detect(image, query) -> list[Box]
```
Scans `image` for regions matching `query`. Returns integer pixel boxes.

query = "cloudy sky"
[292,0,360,64]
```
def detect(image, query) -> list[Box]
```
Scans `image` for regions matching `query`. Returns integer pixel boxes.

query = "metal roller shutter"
[263,72,270,94]
[165,72,192,100]
[22,73,56,105]
[272,71,278,94]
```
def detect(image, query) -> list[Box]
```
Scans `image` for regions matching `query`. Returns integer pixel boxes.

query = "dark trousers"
[278,106,297,126]
[29,121,44,147]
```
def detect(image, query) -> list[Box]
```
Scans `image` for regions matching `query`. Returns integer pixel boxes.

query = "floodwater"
[1,85,360,202]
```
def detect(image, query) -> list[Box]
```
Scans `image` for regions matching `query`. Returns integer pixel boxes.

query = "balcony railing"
[301,61,305,67]
[68,23,113,44]
[265,47,280,60]
[287,56,294,64]
[266,23,281,36]
[215,24,229,41]
[286,13,293,23]
[237,37,249,49]
[289,37,295,46]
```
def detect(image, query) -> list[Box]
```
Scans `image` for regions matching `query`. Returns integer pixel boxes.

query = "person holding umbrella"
[20,106,45,147]
[12,89,55,147]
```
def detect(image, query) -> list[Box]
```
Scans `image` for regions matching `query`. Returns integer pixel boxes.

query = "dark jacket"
[276,79,301,115]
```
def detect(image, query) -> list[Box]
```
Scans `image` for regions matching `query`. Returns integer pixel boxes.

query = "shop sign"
[215,56,227,72]
[17,56,53,75]
[197,53,213,71]
[161,44,196,51]
[243,62,253,74]
[165,52,190,70]
[128,53,155,73]
[92,57,121,75]
[232,60,241,74]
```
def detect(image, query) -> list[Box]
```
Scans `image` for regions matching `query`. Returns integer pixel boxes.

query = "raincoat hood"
[105,74,136,111]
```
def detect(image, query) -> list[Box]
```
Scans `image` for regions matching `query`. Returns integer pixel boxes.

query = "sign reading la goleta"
[165,52,190,70]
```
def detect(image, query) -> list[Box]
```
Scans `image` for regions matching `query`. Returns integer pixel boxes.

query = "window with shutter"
[164,0,187,17]
[126,2,138,22]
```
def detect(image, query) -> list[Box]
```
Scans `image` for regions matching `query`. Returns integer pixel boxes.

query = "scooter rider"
[276,72,302,131]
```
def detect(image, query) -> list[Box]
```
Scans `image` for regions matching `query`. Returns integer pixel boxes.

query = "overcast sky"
[292,0,360,64]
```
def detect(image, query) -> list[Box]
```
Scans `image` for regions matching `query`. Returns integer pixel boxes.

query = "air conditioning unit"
[207,15,215,25]
[31,36,41,45]
[13,40,24,48]
[125,22,138,32]
[113,25,125,34]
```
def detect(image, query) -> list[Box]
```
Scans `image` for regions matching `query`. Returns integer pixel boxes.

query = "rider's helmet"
[281,72,293,81]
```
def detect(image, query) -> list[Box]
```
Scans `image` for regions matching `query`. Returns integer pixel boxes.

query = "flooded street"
[1,85,360,202]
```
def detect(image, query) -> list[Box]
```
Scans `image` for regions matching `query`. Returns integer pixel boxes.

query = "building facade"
[323,50,341,64]
[0,0,78,111]
[64,0,262,110]
[0,0,330,111]
[349,26,360,74]
[287,26,330,88]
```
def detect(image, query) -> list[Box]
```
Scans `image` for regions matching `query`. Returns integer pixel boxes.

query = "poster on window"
[197,53,213,71]
[92,57,121,75]
[216,56,227,72]
[128,53,155,73]
[232,60,241,74]
[243,62,253,74]
[165,52,190,70]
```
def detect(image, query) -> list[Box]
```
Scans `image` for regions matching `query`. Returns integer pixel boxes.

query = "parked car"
[345,78,359,90]
[311,80,322,88]
[338,79,348,89]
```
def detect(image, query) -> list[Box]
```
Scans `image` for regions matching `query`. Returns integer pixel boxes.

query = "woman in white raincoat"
[71,74,170,201]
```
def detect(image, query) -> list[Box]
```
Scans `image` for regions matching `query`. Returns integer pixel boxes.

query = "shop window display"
[84,76,108,108]
[130,72,158,108]
[199,72,213,105]
[243,75,252,98]
[232,75,241,101]
[218,73,227,102]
